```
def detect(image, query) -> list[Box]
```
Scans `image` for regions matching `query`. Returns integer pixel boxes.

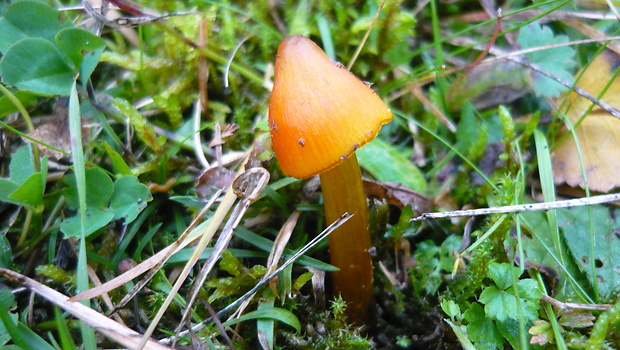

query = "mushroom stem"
[319,154,372,325]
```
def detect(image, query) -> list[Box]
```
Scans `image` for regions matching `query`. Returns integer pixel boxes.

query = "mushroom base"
[320,154,373,326]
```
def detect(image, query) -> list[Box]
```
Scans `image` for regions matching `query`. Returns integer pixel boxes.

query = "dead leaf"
[363,179,430,213]
[196,166,236,198]
[552,50,620,192]
[24,114,71,161]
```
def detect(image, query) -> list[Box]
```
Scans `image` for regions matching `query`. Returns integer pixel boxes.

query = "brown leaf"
[25,115,71,161]
[196,166,236,198]
[363,179,430,213]
[552,50,620,192]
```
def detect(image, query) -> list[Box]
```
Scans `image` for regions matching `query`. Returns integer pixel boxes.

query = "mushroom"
[268,35,393,324]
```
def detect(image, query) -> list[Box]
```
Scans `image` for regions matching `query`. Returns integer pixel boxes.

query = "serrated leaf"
[488,262,522,290]
[357,138,427,191]
[0,38,75,96]
[517,23,575,98]
[481,283,540,322]
[479,286,517,321]
[109,175,151,224]
[0,0,71,53]
[441,299,461,320]
[513,278,541,301]
[60,208,115,238]
[463,303,503,346]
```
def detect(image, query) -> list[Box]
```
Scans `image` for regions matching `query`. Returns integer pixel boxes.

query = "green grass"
[1,0,620,348]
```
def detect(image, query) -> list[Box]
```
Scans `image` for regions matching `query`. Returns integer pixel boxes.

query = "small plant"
[443,263,542,349]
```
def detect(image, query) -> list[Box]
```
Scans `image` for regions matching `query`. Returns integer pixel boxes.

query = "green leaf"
[222,307,301,333]
[234,227,338,271]
[488,262,522,290]
[256,291,276,350]
[55,28,105,83]
[109,175,151,224]
[0,179,18,201]
[560,205,620,299]
[0,289,22,349]
[516,23,575,98]
[496,319,523,349]
[479,286,518,322]
[0,38,75,96]
[480,280,540,322]
[60,208,115,238]
[0,89,37,118]
[63,168,113,210]
[0,145,46,207]
[7,173,43,206]
[0,236,13,269]
[292,271,314,291]
[514,278,542,301]
[441,299,461,320]
[455,103,488,161]
[444,319,477,350]
[103,141,132,175]
[357,138,427,192]
[8,145,35,184]
[0,0,71,53]
[463,303,503,348]
[53,307,77,350]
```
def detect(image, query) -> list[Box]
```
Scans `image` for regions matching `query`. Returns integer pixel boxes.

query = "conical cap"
[269,35,393,179]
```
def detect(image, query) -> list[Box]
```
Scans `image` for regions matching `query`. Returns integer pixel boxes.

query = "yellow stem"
[320,154,372,325]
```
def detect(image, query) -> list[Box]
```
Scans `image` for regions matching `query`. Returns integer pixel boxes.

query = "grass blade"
[68,80,97,349]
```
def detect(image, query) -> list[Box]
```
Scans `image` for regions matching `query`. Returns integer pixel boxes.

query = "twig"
[0,268,172,350]
[541,294,611,311]
[136,167,269,350]
[347,0,387,70]
[507,55,620,119]
[445,34,620,120]
[158,212,353,345]
[604,0,620,22]
[412,193,620,221]
[172,167,271,344]
[464,9,502,75]
[107,189,221,314]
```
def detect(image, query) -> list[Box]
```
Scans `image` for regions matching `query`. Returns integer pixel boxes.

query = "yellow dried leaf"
[552,50,620,192]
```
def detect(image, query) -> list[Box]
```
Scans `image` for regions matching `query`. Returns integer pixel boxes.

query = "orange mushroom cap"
[268,35,393,179]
